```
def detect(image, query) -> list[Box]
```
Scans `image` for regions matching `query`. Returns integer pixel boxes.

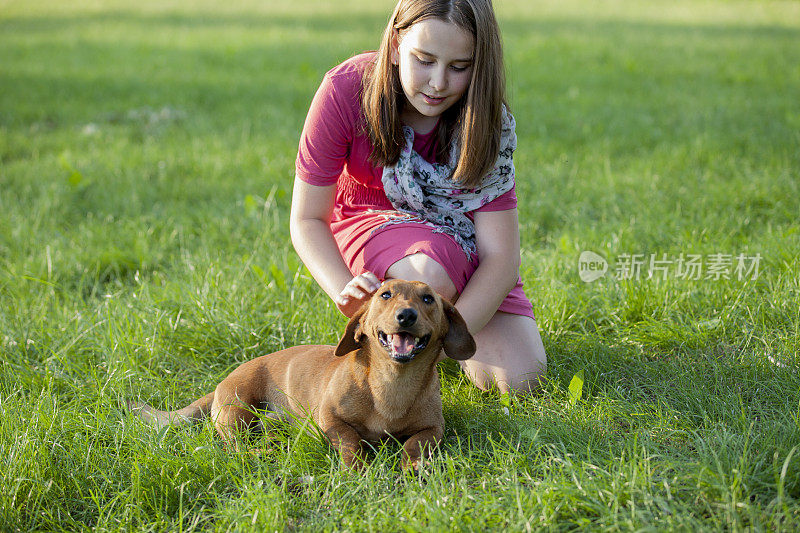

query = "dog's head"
[334,279,476,363]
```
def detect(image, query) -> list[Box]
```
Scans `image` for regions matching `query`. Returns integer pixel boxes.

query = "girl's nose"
[429,68,448,92]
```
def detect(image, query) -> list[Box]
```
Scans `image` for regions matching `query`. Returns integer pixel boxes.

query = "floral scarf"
[375,105,517,260]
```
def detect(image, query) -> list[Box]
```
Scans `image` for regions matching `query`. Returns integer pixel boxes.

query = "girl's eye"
[451,65,469,72]
[381,291,392,300]
[422,294,435,304]
[415,56,434,66]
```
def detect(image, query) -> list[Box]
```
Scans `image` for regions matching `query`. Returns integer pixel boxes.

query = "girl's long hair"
[361,0,507,189]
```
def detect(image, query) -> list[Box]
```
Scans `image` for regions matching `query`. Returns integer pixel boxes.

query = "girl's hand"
[336,272,382,317]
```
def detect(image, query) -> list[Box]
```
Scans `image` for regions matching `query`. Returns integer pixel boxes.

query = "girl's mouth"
[422,94,446,105]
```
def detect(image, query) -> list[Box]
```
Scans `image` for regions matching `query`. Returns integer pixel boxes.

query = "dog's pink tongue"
[390,332,415,355]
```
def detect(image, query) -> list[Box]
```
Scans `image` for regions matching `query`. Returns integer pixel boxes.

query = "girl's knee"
[503,351,547,394]
[385,253,458,301]
[463,314,547,394]
[505,366,547,395]
[465,362,546,395]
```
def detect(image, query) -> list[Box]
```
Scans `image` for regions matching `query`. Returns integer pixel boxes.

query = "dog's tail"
[128,392,215,429]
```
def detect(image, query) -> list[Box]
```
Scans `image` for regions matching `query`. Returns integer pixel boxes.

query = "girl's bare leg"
[386,253,546,393]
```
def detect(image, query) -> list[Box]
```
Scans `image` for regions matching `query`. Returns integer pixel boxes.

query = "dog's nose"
[396,308,418,328]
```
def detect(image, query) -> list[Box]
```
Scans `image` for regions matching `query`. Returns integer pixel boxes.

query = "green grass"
[2,0,799,530]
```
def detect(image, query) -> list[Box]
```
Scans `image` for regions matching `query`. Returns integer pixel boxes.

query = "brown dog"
[129,279,475,470]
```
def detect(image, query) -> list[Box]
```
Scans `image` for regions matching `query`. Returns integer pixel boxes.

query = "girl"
[290,0,546,393]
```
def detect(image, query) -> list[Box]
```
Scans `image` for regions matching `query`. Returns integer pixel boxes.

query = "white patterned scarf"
[376,105,517,259]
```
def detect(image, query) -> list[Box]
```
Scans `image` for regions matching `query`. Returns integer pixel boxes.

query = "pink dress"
[295,52,534,318]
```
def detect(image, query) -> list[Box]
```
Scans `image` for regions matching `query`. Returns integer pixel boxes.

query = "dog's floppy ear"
[442,300,476,360]
[334,301,369,356]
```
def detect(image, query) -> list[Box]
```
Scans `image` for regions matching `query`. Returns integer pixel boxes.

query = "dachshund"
[129,279,475,470]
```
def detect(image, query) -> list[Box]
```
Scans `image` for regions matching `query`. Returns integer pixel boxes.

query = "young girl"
[290,0,546,393]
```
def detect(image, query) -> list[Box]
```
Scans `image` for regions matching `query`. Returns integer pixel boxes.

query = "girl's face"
[391,18,474,131]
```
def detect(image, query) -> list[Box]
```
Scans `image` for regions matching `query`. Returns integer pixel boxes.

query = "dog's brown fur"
[129,280,475,470]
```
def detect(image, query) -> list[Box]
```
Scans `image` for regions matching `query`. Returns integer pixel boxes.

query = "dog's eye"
[422,294,435,304]
[380,291,392,300]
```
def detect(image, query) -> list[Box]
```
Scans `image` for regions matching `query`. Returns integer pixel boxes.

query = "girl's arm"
[289,177,380,317]
[454,208,522,334]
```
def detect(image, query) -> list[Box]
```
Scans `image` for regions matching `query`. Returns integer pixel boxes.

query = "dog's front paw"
[340,449,369,472]
[401,454,425,473]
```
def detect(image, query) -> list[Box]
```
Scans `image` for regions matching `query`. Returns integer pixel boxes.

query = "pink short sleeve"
[295,73,353,186]
[476,186,518,212]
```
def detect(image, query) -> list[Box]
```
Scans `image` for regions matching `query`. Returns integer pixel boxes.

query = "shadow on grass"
[3,10,799,39]
[3,10,798,130]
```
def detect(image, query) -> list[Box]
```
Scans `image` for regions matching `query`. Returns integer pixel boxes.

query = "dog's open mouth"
[378,331,431,363]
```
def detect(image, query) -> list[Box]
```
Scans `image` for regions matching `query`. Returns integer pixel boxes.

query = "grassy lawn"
[2,0,799,530]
